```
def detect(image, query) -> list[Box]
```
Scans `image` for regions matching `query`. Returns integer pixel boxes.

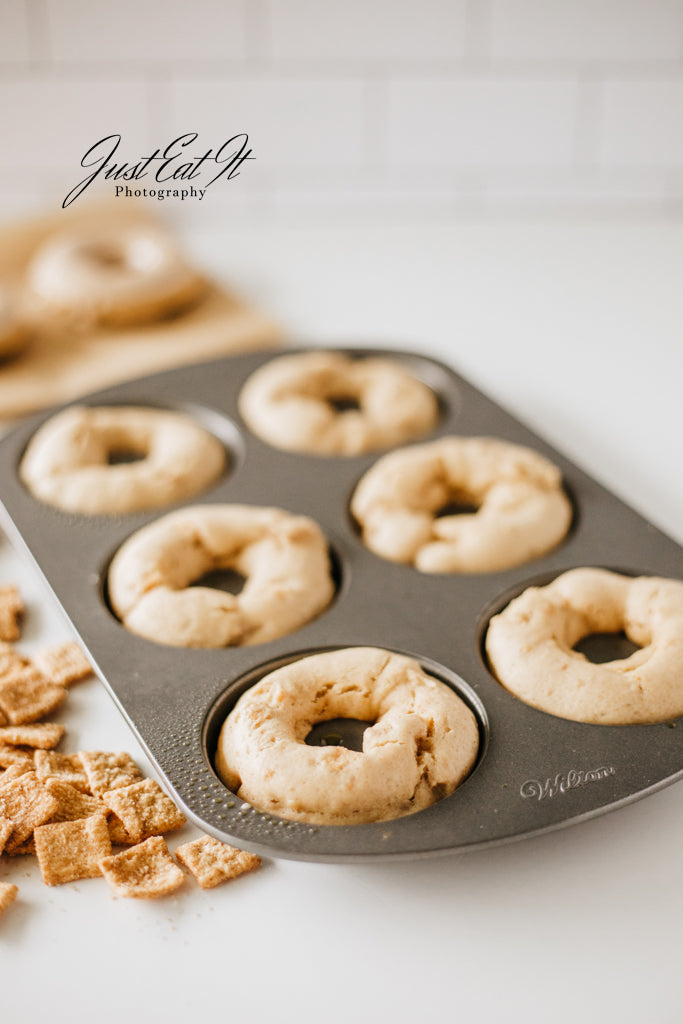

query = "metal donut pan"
[0,346,681,863]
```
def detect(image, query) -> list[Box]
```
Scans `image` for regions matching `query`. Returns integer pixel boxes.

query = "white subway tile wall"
[268,0,469,61]
[386,79,580,167]
[168,77,367,169]
[0,1,31,64]
[45,0,249,63]
[601,80,683,165]
[488,0,683,62]
[0,80,153,170]
[1,0,682,220]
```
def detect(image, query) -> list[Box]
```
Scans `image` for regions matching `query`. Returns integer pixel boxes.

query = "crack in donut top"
[19,406,227,515]
[106,505,336,648]
[485,567,683,724]
[351,436,572,573]
[215,647,480,826]
[238,351,440,456]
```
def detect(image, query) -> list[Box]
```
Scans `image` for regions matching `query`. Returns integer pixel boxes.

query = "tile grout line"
[1,57,683,80]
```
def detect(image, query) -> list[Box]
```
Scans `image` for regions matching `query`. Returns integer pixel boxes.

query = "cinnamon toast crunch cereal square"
[0,744,34,770]
[80,751,142,796]
[0,771,59,850]
[35,750,89,792]
[0,666,66,725]
[33,642,92,687]
[0,723,65,749]
[100,779,186,844]
[99,836,185,899]
[175,835,261,889]
[34,812,111,886]
[43,778,101,822]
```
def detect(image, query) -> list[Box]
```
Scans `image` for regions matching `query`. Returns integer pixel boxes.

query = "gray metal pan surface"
[0,347,681,861]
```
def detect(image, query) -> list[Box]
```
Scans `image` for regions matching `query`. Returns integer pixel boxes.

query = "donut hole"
[435,498,479,518]
[79,243,127,271]
[189,567,247,597]
[325,395,362,414]
[0,344,28,368]
[305,717,374,751]
[573,631,642,664]
[106,447,147,466]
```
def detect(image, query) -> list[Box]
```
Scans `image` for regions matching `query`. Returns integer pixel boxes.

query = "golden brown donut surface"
[107,504,335,648]
[485,567,683,724]
[238,350,439,455]
[351,435,572,573]
[27,225,205,326]
[19,406,226,515]
[216,646,479,825]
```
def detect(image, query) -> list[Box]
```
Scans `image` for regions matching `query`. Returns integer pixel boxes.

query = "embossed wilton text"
[520,766,616,801]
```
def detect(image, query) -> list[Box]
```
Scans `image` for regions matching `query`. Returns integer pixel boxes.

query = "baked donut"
[107,504,335,648]
[351,436,572,573]
[0,287,31,360]
[485,567,683,724]
[19,406,226,515]
[215,647,479,825]
[27,225,205,326]
[238,351,439,455]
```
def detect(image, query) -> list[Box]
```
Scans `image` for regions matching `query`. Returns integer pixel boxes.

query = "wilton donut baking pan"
[0,346,682,862]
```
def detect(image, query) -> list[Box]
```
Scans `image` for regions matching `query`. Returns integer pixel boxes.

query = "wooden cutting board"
[0,201,282,422]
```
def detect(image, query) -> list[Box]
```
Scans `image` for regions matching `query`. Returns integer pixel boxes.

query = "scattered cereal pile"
[0,583,261,919]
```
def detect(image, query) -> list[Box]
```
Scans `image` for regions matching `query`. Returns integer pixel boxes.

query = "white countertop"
[2,218,682,1024]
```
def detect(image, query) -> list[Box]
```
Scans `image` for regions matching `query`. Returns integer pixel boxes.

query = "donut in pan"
[107,504,335,648]
[238,350,439,456]
[27,224,205,326]
[19,405,226,515]
[351,435,572,573]
[215,646,480,826]
[485,567,683,724]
